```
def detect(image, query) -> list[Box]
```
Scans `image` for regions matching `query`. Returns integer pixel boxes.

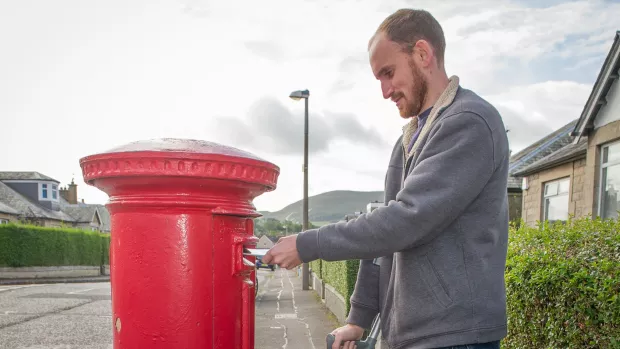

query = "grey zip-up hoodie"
[296,76,509,349]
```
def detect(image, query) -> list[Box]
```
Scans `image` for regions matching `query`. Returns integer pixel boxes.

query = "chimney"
[67,178,78,204]
[59,186,69,202]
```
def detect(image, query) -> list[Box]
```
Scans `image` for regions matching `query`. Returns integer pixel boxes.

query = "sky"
[1,0,619,212]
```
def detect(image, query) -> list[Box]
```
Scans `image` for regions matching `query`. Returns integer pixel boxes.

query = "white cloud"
[1,0,619,212]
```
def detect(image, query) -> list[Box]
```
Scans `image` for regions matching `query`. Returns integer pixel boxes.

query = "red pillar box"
[79,139,279,349]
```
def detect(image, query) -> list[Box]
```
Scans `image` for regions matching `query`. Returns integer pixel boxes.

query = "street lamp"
[289,89,310,291]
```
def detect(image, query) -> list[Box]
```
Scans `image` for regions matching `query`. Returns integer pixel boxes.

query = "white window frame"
[542,177,571,222]
[38,181,60,202]
[598,139,620,218]
[0,219,9,224]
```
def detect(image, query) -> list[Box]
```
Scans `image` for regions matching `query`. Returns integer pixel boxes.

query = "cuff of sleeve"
[346,302,378,330]
[296,229,320,263]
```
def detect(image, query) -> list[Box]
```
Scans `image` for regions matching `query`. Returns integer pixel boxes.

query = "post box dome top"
[80,138,279,190]
[101,138,266,160]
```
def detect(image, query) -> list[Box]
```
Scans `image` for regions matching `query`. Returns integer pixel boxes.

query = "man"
[262,8,509,349]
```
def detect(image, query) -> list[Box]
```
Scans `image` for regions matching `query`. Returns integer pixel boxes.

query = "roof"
[513,136,588,177]
[572,31,620,142]
[0,171,59,182]
[507,119,578,189]
[0,181,111,231]
[0,201,19,215]
[0,182,74,221]
[59,197,111,232]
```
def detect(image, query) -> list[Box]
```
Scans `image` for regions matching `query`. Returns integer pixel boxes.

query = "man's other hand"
[261,234,302,270]
[330,324,364,349]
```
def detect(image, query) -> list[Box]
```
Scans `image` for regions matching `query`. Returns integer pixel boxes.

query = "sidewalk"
[255,268,341,349]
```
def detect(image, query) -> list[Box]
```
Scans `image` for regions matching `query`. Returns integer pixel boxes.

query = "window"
[543,177,570,222]
[39,182,59,201]
[600,141,620,219]
[0,219,8,224]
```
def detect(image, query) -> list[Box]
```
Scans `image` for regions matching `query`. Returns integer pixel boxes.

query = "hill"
[258,190,384,224]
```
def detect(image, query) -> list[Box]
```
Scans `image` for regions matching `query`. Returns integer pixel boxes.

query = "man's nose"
[381,82,393,100]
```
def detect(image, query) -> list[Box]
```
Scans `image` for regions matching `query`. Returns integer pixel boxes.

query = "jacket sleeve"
[296,111,498,262]
[345,259,380,329]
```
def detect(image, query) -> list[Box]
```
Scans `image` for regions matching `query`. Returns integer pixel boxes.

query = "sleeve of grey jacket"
[296,111,498,262]
[346,259,380,329]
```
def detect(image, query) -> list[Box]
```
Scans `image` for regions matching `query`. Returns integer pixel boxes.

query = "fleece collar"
[402,75,460,160]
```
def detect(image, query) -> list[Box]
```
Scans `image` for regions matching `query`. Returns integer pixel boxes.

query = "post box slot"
[233,236,259,277]
[242,248,267,257]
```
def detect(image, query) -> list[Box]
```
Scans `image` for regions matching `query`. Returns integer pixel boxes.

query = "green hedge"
[0,223,110,268]
[505,217,620,348]
[313,217,619,347]
[322,259,360,313]
[310,259,322,279]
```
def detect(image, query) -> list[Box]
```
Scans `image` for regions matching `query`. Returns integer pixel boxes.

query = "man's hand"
[330,324,364,349]
[261,234,302,270]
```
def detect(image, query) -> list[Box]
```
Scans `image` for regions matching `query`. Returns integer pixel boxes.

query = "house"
[0,171,110,232]
[507,119,580,222]
[256,235,274,249]
[513,31,620,226]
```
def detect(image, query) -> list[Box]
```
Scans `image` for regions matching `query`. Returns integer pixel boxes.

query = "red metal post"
[80,139,279,349]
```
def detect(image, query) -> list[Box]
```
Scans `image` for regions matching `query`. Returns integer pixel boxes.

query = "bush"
[310,259,322,279]
[504,217,620,348]
[322,259,360,313]
[0,223,110,268]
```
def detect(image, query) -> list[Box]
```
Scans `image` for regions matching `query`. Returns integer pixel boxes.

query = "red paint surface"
[80,139,279,349]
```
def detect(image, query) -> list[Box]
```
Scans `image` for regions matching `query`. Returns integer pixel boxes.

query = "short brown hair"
[371,9,446,66]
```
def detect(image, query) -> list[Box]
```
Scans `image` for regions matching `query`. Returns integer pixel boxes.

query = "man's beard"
[399,59,428,117]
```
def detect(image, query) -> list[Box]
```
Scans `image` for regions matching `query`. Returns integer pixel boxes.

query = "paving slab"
[255,268,340,349]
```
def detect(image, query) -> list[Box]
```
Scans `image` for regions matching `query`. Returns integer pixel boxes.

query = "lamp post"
[289,89,310,291]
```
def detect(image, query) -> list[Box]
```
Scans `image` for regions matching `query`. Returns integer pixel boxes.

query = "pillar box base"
[80,138,279,349]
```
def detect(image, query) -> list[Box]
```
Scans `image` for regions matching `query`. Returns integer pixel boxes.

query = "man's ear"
[413,40,434,67]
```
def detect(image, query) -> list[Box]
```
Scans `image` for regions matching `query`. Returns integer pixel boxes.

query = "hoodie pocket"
[419,255,453,308]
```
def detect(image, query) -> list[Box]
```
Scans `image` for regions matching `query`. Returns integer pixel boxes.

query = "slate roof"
[0,171,59,182]
[507,119,578,189]
[59,198,111,231]
[0,201,19,215]
[0,182,74,221]
[513,136,588,177]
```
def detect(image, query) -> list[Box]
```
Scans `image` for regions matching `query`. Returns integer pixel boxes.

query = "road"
[0,282,112,348]
[0,271,273,349]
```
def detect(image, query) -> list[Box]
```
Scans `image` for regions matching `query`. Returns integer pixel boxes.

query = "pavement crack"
[286,271,317,349]
[276,269,289,349]
[0,299,95,330]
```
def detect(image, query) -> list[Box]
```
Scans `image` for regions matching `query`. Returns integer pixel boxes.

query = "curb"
[0,276,110,285]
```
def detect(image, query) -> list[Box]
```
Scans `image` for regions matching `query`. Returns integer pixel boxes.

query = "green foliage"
[322,259,360,313]
[310,259,322,279]
[504,217,620,349]
[0,223,110,268]
[253,217,318,239]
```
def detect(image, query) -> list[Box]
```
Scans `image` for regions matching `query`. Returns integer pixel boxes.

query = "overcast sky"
[1,0,619,212]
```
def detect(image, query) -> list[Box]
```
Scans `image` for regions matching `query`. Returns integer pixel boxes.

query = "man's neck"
[420,74,450,112]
